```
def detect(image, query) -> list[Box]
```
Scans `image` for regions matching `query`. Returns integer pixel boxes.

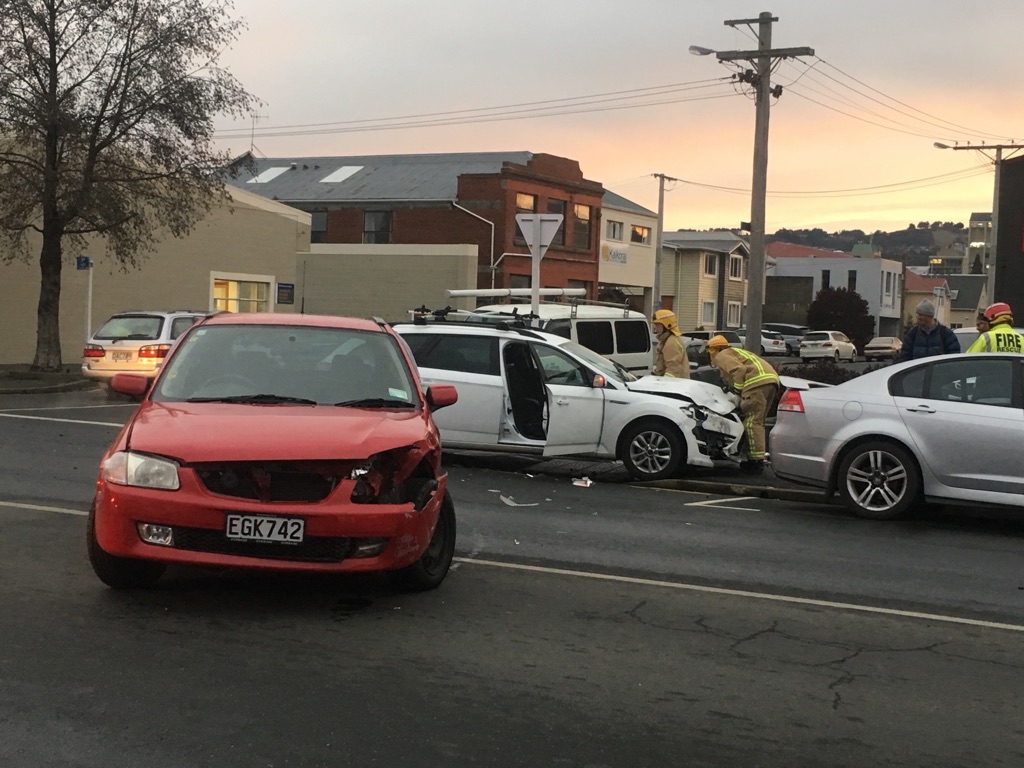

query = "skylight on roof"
[247,167,290,184]
[320,166,363,184]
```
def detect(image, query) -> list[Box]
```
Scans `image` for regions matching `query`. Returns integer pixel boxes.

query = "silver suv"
[82,310,215,382]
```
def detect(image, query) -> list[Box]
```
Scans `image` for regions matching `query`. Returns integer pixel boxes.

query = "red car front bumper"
[93,471,448,574]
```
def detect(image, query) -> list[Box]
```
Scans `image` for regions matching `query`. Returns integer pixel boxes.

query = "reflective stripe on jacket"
[713,347,780,391]
[966,326,1024,354]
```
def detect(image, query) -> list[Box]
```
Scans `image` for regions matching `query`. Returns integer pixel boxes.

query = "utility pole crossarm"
[715,46,814,62]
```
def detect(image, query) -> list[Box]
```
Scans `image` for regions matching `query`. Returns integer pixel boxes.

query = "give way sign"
[515,214,563,259]
[515,213,564,314]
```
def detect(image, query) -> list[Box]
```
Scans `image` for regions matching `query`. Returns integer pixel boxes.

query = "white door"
[406,333,504,447]
[530,343,605,456]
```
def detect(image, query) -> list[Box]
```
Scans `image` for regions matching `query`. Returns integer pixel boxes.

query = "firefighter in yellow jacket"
[707,334,780,474]
[966,302,1024,353]
[651,309,690,379]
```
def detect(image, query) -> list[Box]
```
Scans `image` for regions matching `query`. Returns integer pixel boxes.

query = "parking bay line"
[455,557,1024,634]
[0,413,121,427]
[0,500,87,517]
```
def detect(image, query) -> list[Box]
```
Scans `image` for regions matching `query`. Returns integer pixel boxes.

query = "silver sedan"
[771,353,1024,520]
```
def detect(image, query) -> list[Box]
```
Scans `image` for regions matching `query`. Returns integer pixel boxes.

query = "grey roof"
[969,212,992,222]
[661,229,750,255]
[233,151,534,203]
[945,274,988,310]
[602,190,656,217]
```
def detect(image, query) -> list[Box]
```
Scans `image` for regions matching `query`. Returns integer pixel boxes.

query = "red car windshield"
[151,324,419,407]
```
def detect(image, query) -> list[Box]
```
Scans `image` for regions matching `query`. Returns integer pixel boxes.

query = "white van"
[470,301,656,374]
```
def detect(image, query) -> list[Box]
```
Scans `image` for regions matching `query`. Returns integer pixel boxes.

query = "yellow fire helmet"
[706,334,731,350]
[652,309,681,335]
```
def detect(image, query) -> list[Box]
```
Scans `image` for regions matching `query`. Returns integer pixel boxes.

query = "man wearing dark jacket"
[897,299,960,361]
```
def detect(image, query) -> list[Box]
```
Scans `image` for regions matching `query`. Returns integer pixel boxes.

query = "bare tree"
[0,0,256,370]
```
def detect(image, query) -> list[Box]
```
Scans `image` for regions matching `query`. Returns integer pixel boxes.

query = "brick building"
[233,151,605,299]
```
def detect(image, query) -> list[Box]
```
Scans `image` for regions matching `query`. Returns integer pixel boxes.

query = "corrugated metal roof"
[602,190,656,217]
[662,230,749,255]
[237,151,534,203]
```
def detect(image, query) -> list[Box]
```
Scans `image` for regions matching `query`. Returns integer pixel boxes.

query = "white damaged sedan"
[395,321,746,480]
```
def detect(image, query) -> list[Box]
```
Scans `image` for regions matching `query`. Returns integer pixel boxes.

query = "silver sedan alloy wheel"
[844,448,909,514]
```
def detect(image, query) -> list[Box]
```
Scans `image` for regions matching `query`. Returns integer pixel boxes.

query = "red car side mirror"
[425,384,458,411]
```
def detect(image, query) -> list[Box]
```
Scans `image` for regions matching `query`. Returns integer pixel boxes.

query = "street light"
[688,45,715,56]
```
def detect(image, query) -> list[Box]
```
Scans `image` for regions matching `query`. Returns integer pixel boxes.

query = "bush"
[777,358,888,385]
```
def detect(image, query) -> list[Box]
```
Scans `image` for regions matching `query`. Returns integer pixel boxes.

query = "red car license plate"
[225,515,304,544]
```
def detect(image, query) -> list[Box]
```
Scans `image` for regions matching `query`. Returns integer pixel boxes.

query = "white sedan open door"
[530,343,605,456]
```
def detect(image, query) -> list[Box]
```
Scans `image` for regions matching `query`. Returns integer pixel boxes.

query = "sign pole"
[531,221,542,316]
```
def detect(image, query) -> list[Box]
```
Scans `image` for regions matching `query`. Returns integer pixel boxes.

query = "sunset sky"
[212,0,1023,234]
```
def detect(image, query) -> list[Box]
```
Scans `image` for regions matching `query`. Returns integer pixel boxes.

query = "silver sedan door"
[893,357,1023,495]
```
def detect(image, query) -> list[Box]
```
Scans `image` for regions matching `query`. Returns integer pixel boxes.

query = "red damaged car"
[87,313,458,591]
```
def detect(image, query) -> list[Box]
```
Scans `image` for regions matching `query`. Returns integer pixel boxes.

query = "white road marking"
[9,498,1020,634]
[0,404,131,412]
[0,413,121,427]
[454,557,1024,634]
[0,500,88,517]
[686,496,759,512]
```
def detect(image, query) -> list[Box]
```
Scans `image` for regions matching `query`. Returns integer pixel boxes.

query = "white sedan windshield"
[557,341,633,383]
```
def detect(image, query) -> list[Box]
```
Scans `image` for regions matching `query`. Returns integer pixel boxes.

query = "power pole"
[934,142,1023,300]
[708,13,813,354]
[649,172,679,318]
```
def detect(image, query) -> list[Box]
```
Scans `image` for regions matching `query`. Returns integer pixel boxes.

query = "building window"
[821,269,831,289]
[362,211,392,244]
[885,273,892,294]
[607,220,624,241]
[630,225,650,245]
[516,193,537,213]
[703,254,717,277]
[848,270,857,292]
[510,274,531,289]
[567,279,591,298]
[213,277,271,313]
[548,199,566,246]
[729,255,743,280]
[573,204,591,249]
[310,211,327,244]
[727,301,742,327]
[701,301,716,326]
[514,193,537,244]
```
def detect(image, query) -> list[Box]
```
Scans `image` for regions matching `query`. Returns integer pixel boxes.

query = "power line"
[816,58,1016,142]
[214,78,732,138]
[672,166,991,198]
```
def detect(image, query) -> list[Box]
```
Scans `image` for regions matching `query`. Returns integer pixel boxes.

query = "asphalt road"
[2,388,1024,767]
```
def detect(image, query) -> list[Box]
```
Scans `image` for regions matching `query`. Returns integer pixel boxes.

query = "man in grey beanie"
[897,298,960,361]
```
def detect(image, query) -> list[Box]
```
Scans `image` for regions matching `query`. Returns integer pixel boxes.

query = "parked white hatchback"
[394,321,747,480]
[799,330,858,363]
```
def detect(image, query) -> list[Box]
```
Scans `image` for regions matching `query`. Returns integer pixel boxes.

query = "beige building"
[0,185,311,366]
[1,183,483,365]
[657,231,750,331]
[299,244,478,322]
[598,191,657,312]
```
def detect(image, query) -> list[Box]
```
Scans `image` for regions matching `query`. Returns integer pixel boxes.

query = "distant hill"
[769,222,967,266]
